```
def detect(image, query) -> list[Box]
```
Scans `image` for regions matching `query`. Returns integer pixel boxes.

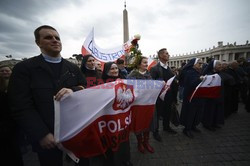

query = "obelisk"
[123,1,129,43]
[123,1,129,63]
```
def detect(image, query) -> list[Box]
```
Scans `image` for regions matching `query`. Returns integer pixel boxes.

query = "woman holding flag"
[99,62,132,166]
[202,60,224,131]
[180,58,205,138]
[127,56,155,154]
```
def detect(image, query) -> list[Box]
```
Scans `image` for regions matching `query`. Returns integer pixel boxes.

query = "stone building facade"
[0,59,21,68]
[169,41,250,68]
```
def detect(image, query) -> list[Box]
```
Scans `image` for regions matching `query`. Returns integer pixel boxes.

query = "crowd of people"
[1,25,250,166]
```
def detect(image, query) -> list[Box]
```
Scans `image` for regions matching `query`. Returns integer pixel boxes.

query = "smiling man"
[8,25,86,166]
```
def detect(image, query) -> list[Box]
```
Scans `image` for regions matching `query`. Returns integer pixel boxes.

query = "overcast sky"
[0,0,249,61]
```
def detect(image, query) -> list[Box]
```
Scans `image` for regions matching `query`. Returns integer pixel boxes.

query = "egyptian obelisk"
[123,1,129,63]
[123,1,129,43]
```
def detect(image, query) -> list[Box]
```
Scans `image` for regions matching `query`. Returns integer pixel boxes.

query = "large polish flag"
[54,79,164,162]
[189,74,221,102]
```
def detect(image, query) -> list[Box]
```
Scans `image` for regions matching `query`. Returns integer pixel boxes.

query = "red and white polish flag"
[189,74,221,102]
[147,58,157,71]
[54,79,164,162]
[159,76,176,101]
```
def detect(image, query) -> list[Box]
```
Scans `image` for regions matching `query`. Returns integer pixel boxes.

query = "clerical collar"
[160,61,168,69]
[139,70,147,75]
[85,65,96,71]
[42,53,62,63]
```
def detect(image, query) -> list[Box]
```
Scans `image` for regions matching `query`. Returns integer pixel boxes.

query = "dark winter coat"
[8,55,86,150]
[180,67,204,129]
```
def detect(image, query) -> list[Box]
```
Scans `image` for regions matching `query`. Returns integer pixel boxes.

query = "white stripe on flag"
[159,76,176,100]
[189,74,221,102]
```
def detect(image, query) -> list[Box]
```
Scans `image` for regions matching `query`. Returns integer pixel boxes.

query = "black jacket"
[8,55,86,146]
[127,69,151,80]
[150,63,174,81]
[150,63,176,101]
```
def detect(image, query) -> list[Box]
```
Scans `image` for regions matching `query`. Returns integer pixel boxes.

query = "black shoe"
[192,127,201,133]
[123,161,133,166]
[213,125,221,129]
[183,130,194,138]
[153,132,162,142]
[164,127,177,134]
[203,125,216,131]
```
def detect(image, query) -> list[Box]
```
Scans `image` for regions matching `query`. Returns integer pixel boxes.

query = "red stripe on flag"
[62,111,131,158]
[193,86,221,98]
[147,61,157,71]
[130,105,155,132]
[61,104,155,158]
[81,46,91,56]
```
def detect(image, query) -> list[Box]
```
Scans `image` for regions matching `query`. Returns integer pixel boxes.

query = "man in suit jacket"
[8,25,86,166]
[150,48,177,142]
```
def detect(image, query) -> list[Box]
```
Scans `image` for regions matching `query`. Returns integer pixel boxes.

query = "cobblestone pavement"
[23,103,250,166]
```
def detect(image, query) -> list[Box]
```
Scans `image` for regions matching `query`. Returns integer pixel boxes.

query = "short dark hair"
[34,25,57,41]
[116,58,125,65]
[157,48,167,58]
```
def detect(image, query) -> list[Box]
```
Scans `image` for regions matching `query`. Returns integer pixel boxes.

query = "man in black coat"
[8,25,86,166]
[226,61,240,113]
[150,48,177,142]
